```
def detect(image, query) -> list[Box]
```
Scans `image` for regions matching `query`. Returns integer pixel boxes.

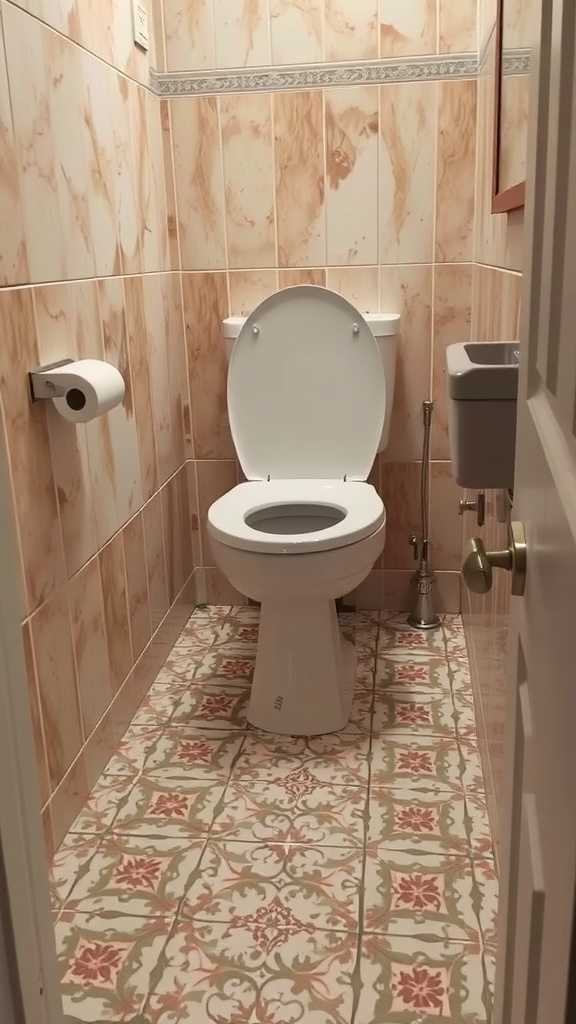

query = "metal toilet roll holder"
[28,358,74,403]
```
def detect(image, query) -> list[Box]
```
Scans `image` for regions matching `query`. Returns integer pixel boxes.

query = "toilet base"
[248,599,356,736]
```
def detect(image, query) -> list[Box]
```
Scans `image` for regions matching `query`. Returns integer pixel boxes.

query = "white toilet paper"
[47,359,125,424]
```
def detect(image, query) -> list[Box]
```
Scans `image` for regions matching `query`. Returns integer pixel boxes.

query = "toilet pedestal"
[248,599,356,735]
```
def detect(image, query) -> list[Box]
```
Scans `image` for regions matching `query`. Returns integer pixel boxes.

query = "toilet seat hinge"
[343,474,347,482]
[267,474,271,482]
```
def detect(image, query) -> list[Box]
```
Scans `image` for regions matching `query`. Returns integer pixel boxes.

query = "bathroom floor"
[51,607,498,1024]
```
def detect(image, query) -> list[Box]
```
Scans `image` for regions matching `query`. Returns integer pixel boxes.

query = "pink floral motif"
[395,806,438,833]
[113,857,162,891]
[395,703,432,725]
[393,965,446,1010]
[394,663,430,682]
[396,751,434,774]
[69,941,124,986]
[198,695,237,718]
[176,740,214,764]
[237,627,258,642]
[392,873,442,911]
[230,895,313,953]
[219,658,254,679]
[150,793,190,818]
[395,631,427,646]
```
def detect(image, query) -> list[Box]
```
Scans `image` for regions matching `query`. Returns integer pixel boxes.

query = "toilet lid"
[228,286,385,481]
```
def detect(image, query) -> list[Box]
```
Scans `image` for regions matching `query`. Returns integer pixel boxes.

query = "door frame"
[0,424,62,1023]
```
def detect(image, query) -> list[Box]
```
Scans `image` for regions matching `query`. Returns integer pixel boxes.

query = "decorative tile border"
[503,49,531,76]
[150,54,479,98]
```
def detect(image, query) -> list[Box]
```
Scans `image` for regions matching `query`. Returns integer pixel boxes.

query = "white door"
[492,0,576,1021]
[0,427,63,1021]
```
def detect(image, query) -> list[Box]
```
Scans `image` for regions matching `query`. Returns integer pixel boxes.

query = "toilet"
[208,285,400,736]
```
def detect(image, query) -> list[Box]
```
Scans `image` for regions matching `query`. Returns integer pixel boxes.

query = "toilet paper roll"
[48,359,125,424]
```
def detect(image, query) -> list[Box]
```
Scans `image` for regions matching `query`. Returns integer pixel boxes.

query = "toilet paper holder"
[28,359,74,402]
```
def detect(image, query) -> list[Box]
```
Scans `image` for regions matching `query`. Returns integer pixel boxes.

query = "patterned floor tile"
[453,690,479,738]
[355,653,376,690]
[62,836,206,917]
[145,921,357,1024]
[50,835,102,914]
[131,691,180,728]
[143,729,245,780]
[110,777,226,839]
[370,734,479,793]
[379,615,447,657]
[357,934,489,1023]
[181,841,362,932]
[375,655,454,694]
[368,788,486,858]
[169,686,250,730]
[105,728,164,777]
[232,729,371,786]
[56,912,172,1022]
[68,776,135,835]
[473,859,499,948]
[210,780,367,846]
[372,691,458,737]
[364,850,482,943]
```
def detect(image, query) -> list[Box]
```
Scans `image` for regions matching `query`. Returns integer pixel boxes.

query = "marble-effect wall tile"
[325,0,378,61]
[432,264,473,460]
[325,267,379,311]
[278,269,326,288]
[436,80,477,263]
[0,9,28,284]
[379,82,436,264]
[22,621,50,807]
[99,532,132,693]
[122,512,152,659]
[270,0,323,65]
[67,556,114,737]
[196,461,238,566]
[326,87,379,266]
[220,94,276,269]
[182,272,233,459]
[380,264,433,462]
[439,0,477,53]
[379,0,437,57]
[171,97,227,270]
[274,91,326,268]
[124,277,159,500]
[143,490,170,630]
[229,270,279,314]
[81,56,122,277]
[430,462,463,570]
[379,462,422,569]
[213,0,271,68]
[163,0,216,72]
[499,75,529,193]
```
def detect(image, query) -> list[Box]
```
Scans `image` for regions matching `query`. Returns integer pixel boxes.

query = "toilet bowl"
[207,285,400,736]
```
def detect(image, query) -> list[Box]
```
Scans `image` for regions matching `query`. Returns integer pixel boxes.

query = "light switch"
[131,0,149,51]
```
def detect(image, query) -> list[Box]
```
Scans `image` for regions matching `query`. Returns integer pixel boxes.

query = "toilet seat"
[208,480,385,554]
[228,285,385,482]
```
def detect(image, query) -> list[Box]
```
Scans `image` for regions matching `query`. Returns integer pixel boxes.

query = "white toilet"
[208,285,400,736]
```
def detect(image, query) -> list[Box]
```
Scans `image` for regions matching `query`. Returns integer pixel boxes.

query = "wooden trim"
[492,0,527,214]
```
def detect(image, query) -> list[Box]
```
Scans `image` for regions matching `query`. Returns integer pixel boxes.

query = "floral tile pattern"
[53,607,498,1023]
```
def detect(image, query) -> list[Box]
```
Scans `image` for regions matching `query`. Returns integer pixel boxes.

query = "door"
[493,0,576,1021]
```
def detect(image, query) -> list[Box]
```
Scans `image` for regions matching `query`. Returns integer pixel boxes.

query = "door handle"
[462,521,527,596]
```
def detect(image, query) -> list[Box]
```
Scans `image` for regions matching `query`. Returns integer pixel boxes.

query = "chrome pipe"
[407,400,441,631]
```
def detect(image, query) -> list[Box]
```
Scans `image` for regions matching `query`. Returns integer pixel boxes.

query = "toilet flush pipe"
[408,400,441,630]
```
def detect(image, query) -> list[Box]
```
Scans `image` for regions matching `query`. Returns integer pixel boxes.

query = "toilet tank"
[222,311,400,455]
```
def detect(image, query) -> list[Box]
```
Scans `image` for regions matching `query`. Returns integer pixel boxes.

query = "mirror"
[492,0,535,213]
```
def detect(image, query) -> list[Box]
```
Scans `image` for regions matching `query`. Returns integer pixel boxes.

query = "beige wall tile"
[379,83,436,264]
[439,0,477,53]
[278,269,326,288]
[80,55,122,277]
[162,473,185,603]
[379,0,437,57]
[171,97,227,270]
[99,533,133,693]
[380,264,433,462]
[142,274,179,486]
[471,266,522,343]
[213,0,270,68]
[160,102,180,270]
[124,276,159,500]
[0,11,28,285]
[178,464,194,579]
[187,461,202,566]
[0,288,66,611]
[379,462,422,569]
[432,264,473,460]
[143,490,170,630]
[163,273,189,464]
[270,0,323,64]
[123,512,152,660]
[325,0,378,61]
[110,71,142,274]
[22,621,50,806]
[499,74,529,193]
[430,462,463,570]
[30,588,82,790]
[436,80,477,263]
[163,0,216,71]
[67,556,115,737]
[326,87,379,266]
[229,270,279,314]
[196,461,238,565]
[48,753,90,850]
[182,272,234,458]
[326,267,379,311]
[221,93,276,269]
[274,91,326,267]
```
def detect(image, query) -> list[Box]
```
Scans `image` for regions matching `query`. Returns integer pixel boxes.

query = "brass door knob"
[462,521,527,596]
